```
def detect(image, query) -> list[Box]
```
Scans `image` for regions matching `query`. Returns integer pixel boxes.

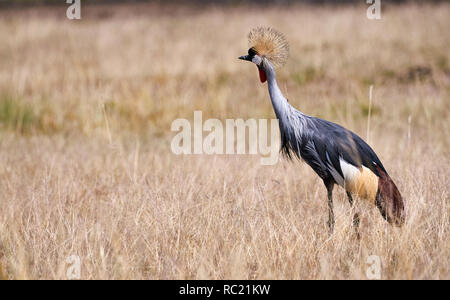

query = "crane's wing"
[280,112,405,225]
[296,117,387,184]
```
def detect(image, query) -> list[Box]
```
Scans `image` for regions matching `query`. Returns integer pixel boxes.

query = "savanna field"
[0,3,448,279]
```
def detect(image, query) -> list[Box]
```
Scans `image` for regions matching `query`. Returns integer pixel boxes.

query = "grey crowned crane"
[239,27,405,232]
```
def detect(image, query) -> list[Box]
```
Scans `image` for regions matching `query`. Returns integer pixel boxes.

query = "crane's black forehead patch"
[248,47,258,57]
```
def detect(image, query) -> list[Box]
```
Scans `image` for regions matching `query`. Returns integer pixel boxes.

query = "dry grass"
[0,3,448,279]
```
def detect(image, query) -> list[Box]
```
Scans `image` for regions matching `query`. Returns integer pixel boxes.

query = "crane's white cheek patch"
[340,159,379,203]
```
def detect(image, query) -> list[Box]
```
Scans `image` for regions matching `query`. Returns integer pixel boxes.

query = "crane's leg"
[346,192,360,239]
[325,181,335,233]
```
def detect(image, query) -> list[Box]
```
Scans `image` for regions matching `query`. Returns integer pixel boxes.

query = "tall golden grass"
[0,3,448,279]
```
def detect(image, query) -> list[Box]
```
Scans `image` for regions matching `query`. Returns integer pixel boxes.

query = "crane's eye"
[248,47,257,57]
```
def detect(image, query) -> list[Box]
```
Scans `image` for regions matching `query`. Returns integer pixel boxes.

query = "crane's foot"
[352,212,360,226]
[327,217,335,234]
[353,213,361,240]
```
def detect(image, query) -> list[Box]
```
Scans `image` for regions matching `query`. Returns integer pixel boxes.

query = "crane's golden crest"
[248,27,289,68]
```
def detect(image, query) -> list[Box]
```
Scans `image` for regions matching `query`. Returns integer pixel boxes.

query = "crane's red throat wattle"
[258,67,267,83]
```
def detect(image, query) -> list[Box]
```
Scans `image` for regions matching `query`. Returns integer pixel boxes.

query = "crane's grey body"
[264,61,386,187]
[240,50,405,232]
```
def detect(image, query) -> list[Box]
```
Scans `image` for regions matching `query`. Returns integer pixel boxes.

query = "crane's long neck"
[263,61,307,157]
[264,65,292,123]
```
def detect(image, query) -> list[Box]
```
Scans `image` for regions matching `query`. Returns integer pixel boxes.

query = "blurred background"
[0,0,448,5]
[0,0,448,279]
[0,0,448,139]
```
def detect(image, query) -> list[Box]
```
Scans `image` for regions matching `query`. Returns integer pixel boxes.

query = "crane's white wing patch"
[339,158,360,182]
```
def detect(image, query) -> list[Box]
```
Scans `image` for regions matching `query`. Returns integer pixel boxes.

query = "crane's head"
[239,27,289,83]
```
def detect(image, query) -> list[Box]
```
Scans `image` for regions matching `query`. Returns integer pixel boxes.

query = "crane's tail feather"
[375,166,405,226]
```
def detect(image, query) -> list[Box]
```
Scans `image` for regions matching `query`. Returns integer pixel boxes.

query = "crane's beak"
[239,54,266,83]
[238,55,251,61]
